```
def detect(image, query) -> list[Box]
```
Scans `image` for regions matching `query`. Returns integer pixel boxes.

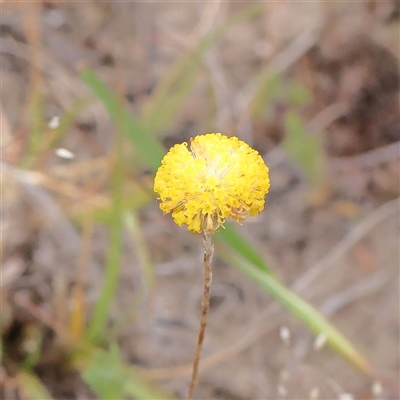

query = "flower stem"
[187,232,214,399]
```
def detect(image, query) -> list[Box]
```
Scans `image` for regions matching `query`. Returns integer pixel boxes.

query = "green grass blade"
[85,165,123,343]
[80,67,165,170]
[85,102,125,344]
[221,246,376,376]
[215,223,273,273]
[124,210,154,290]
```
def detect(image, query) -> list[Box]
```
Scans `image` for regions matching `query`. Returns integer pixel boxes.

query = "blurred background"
[1,1,399,399]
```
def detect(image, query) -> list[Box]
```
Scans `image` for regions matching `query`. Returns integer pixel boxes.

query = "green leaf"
[215,223,273,274]
[80,67,165,171]
[18,371,53,400]
[82,345,126,400]
[85,99,125,343]
[80,346,172,400]
[220,246,376,377]
[286,81,311,106]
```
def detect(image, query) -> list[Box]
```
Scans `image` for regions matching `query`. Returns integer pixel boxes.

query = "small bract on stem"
[154,133,270,398]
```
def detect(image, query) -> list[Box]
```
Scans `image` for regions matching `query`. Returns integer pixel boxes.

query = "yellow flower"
[154,133,270,233]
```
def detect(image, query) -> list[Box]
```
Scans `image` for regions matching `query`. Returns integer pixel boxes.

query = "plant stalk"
[187,232,214,399]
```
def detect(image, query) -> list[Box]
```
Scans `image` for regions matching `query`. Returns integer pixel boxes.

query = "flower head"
[154,133,270,233]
